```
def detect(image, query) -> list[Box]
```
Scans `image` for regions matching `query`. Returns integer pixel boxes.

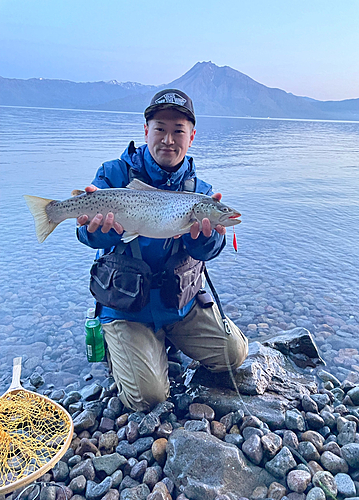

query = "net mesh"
[0,390,72,490]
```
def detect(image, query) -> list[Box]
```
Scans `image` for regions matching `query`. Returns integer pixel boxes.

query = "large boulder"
[163,428,277,500]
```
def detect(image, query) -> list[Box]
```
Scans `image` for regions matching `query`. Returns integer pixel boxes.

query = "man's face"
[144,109,196,171]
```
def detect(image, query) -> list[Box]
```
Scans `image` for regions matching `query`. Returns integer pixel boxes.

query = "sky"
[0,0,358,101]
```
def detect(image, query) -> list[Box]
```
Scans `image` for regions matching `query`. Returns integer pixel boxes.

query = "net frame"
[0,358,74,495]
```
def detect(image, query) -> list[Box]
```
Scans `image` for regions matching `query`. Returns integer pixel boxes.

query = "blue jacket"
[77,143,225,330]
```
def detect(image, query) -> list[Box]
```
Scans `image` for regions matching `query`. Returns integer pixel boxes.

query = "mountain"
[0,76,158,109]
[1,62,359,121]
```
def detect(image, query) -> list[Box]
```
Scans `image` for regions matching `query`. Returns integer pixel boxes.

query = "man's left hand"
[190,193,226,239]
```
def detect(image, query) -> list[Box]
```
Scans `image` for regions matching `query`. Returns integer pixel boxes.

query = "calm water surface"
[1,106,359,391]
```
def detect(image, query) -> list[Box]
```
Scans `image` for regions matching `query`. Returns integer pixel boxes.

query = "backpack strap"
[114,237,142,259]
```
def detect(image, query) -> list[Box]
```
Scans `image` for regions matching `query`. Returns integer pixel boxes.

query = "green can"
[85,308,105,362]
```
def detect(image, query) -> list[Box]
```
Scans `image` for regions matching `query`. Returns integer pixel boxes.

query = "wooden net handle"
[8,357,22,392]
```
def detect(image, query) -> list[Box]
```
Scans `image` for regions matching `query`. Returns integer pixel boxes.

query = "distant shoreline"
[2,104,359,125]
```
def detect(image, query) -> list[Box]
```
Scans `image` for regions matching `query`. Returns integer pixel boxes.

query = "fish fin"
[71,189,85,196]
[121,231,140,243]
[23,195,59,243]
[177,221,195,235]
[126,179,159,191]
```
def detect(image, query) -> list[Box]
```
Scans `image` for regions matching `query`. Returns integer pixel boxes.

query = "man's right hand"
[76,185,124,234]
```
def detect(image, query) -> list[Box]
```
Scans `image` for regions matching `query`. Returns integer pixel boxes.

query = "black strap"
[114,238,142,259]
[204,267,232,335]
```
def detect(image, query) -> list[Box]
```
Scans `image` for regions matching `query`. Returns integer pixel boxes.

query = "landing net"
[0,390,72,492]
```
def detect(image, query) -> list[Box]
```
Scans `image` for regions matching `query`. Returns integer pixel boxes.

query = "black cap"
[144,89,196,125]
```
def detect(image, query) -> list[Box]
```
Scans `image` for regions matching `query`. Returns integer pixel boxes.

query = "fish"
[24,179,241,243]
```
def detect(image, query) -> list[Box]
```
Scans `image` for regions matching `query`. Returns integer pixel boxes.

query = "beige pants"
[102,303,248,412]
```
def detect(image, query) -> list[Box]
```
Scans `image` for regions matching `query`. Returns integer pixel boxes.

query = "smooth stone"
[286,470,311,493]
[152,438,168,466]
[312,471,338,498]
[242,434,263,465]
[305,487,326,500]
[306,412,325,430]
[130,459,147,481]
[300,431,324,452]
[341,443,359,468]
[189,403,215,421]
[335,473,356,498]
[320,451,349,474]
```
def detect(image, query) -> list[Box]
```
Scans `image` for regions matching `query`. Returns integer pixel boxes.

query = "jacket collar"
[121,143,195,191]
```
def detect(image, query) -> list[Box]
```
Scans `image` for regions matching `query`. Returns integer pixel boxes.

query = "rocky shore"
[3,329,359,500]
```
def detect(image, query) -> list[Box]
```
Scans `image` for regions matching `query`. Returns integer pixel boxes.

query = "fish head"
[193,198,241,227]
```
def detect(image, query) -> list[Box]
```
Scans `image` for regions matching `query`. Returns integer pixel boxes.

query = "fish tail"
[23,195,60,243]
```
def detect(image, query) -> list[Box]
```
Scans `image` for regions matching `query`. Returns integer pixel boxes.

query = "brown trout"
[24,179,241,243]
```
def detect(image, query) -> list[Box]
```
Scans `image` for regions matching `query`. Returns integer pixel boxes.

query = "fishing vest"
[89,146,205,312]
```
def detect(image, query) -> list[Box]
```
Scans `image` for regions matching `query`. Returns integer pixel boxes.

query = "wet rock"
[164,428,275,499]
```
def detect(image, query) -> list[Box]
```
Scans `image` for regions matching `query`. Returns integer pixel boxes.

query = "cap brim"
[144,103,196,124]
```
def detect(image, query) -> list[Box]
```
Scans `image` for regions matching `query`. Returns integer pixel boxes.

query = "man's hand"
[190,192,226,239]
[76,185,124,234]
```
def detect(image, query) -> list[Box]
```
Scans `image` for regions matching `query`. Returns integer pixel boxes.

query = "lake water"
[1,105,359,393]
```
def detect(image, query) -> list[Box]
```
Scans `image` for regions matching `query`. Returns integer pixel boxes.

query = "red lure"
[232,227,238,252]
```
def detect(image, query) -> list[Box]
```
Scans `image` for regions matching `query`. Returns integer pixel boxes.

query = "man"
[77,89,248,412]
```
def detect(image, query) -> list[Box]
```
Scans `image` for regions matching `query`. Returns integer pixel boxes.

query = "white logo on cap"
[155,92,187,106]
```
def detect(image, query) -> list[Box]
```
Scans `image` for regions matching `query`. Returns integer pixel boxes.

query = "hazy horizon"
[1,0,358,101]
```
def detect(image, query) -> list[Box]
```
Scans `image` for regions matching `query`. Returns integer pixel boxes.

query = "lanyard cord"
[203,266,252,416]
